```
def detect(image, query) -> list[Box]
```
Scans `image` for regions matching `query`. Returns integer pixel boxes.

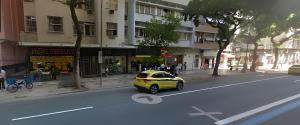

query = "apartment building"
[18,0,219,76]
[0,0,27,73]
[133,0,219,70]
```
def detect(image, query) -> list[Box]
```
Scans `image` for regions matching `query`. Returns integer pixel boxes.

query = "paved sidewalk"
[0,69,246,103]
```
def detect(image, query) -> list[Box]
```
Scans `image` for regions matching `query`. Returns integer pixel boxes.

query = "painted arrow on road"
[137,96,153,102]
[132,94,162,104]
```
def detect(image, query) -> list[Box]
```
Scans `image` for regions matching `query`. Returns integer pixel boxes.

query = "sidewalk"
[0,69,245,103]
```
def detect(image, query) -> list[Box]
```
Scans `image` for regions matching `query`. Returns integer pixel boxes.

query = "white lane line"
[294,80,300,83]
[159,76,288,98]
[214,93,300,125]
[12,106,94,121]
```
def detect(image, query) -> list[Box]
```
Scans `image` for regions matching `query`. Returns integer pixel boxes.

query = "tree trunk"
[272,47,279,69]
[250,43,258,72]
[212,49,223,76]
[70,0,82,89]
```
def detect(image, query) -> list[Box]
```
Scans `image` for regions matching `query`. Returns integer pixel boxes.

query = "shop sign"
[32,48,74,56]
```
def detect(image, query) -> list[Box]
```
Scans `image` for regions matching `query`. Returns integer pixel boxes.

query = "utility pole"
[100,0,103,88]
[96,0,103,88]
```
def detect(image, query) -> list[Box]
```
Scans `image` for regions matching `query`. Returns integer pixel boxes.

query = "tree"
[236,14,272,72]
[184,0,253,76]
[53,0,89,89]
[138,14,181,64]
[268,15,300,69]
[139,14,181,48]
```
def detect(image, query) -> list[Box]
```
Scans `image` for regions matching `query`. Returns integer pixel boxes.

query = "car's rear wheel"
[176,82,184,91]
[149,85,159,94]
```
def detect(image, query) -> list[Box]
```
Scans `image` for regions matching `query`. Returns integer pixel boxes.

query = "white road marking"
[214,93,300,125]
[12,107,94,121]
[159,76,288,98]
[294,80,300,83]
[189,106,222,121]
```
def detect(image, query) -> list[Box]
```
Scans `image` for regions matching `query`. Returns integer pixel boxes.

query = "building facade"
[0,0,27,73]
[17,0,219,76]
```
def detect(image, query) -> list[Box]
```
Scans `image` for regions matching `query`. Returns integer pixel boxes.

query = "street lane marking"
[214,93,300,125]
[189,106,222,121]
[159,76,288,98]
[132,94,162,104]
[237,99,300,125]
[294,80,300,83]
[12,106,94,121]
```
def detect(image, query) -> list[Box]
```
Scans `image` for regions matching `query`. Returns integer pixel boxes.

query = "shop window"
[107,23,118,38]
[25,16,37,32]
[48,16,63,32]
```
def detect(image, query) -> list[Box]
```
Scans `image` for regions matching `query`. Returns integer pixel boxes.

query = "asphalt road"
[0,72,299,125]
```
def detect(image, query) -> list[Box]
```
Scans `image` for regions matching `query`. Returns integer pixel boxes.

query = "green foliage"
[184,0,255,46]
[139,14,181,48]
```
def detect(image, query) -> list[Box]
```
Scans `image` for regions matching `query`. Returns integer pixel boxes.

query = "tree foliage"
[184,0,254,76]
[139,14,181,48]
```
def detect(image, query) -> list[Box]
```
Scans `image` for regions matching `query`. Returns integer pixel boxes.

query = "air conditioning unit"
[109,10,115,14]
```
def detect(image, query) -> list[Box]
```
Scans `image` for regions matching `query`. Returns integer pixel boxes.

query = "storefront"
[29,47,136,77]
[30,48,74,73]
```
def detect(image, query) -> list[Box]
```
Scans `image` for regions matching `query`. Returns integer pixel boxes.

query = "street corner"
[131,94,162,105]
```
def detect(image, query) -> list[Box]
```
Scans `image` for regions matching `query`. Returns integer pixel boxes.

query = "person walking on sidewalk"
[0,67,6,90]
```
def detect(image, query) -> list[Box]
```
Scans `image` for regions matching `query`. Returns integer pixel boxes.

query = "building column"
[128,0,136,45]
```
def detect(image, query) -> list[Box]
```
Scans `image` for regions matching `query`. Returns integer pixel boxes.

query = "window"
[85,0,95,11]
[73,22,84,35]
[107,23,117,38]
[106,0,118,10]
[164,73,175,78]
[85,22,95,36]
[152,73,164,78]
[137,73,148,78]
[24,0,34,2]
[139,5,145,14]
[136,5,140,13]
[145,6,150,15]
[150,7,156,15]
[196,32,204,43]
[180,33,191,41]
[25,16,37,32]
[48,16,63,32]
[157,8,164,17]
[135,28,145,38]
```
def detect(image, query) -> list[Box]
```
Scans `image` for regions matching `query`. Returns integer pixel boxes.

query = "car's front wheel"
[149,85,159,94]
[176,82,184,91]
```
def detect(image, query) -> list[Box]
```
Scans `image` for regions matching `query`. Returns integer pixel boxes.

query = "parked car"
[288,65,300,75]
[134,70,185,94]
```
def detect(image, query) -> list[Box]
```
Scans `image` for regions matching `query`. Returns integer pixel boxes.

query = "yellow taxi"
[288,65,300,75]
[134,70,185,94]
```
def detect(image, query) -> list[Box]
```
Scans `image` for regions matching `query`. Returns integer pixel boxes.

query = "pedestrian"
[0,67,6,91]
[50,64,57,80]
[160,63,166,71]
[175,65,180,76]
[178,63,182,73]
[183,62,187,71]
